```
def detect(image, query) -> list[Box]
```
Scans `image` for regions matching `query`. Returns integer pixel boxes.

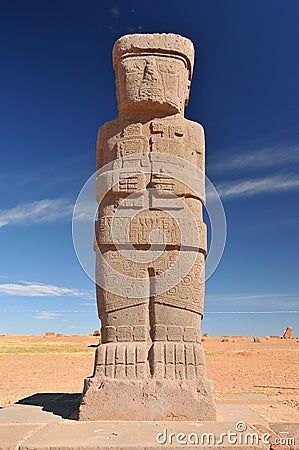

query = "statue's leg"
[79,247,152,420]
[94,247,150,379]
[149,249,205,380]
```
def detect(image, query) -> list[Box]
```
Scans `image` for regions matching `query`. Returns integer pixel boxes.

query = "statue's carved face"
[116,54,190,114]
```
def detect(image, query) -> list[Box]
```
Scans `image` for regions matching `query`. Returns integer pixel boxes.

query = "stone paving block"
[0,424,45,450]
[0,393,81,423]
[217,404,266,423]
[0,404,65,423]
[217,393,274,404]
[20,421,268,449]
[250,404,299,423]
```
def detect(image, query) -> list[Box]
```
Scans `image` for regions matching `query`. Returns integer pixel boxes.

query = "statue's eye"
[123,59,145,72]
[158,62,171,73]
[158,61,177,73]
[131,64,144,72]
[159,59,185,74]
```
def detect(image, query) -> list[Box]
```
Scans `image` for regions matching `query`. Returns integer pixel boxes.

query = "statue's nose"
[143,60,159,81]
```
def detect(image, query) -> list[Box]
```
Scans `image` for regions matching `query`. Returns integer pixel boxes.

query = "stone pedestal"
[80,378,215,421]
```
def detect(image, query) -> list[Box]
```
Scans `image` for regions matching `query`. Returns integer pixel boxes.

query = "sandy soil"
[0,334,298,410]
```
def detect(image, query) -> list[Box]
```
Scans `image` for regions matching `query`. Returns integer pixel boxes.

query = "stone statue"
[79,33,216,420]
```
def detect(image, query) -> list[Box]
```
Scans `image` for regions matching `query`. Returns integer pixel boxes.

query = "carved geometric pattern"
[95,341,205,381]
[149,342,205,381]
[95,342,148,379]
[102,325,147,342]
[95,249,205,314]
[151,325,201,342]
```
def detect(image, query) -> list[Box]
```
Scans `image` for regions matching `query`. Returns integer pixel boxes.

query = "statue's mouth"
[119,99,181,115]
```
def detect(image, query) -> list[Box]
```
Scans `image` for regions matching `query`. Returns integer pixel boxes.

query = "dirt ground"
[0,334,298,411]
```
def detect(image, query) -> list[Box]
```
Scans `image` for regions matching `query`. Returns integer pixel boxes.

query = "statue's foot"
[80,341,216,420]
[149,341,206,380]
[94,341,149,379]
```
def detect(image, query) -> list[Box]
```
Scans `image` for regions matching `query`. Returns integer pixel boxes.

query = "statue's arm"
[188,120,205,173]
[96,125,106,171]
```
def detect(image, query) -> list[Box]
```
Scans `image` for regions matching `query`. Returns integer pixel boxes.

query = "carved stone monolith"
[79,33,216,420]
[282,326,293,339]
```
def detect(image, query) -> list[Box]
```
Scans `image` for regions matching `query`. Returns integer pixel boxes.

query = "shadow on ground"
[17,393,81,420]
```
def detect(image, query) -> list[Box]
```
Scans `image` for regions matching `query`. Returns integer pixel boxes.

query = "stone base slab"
[0,394,298,449]
[79,378,216,421]
[15,421,269,449]
[0,423,45,450]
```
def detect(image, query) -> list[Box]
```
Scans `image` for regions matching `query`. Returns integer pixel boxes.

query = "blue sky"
[0,0,298,336]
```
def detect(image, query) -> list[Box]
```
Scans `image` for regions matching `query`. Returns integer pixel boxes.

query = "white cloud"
[79,302,96,306]
[207,292,298,301]
[0,281,93,298]
[207,143,299,199]
[210,145,299,173]
[33,312,62,320]
[0,198,73,228]
[73,199,97,222]
[206,292,299,309]
[215,175,299,198]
